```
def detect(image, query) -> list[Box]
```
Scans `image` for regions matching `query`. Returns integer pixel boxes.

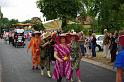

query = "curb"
[82,58,116,72]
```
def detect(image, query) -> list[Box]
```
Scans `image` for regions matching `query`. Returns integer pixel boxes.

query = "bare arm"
[54,51,63,62]
[116,68,123,82]
[42,41,49,48]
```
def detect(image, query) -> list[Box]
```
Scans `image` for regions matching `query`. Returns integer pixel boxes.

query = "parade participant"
[40,32,52,78]
[27,31,41,70]
[103,29,110,58]
[91,33,97,58]
[69,33,81,82]
[78,31,86,57]
[114,35,124,82]
[12,32,15,46]
[110,32,117,62]
[8,32,12,44]
[52,34,72,82]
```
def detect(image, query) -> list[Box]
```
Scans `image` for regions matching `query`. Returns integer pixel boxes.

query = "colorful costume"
[40,39,53,71]
[70,41,80,69]
[52,44,72,80]
[28,37,40,67]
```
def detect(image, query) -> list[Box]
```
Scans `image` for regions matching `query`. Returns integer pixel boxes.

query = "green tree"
[32,23,45,31]
[36,0,81,31]
[92,0,124,32]
[22,20,31,24]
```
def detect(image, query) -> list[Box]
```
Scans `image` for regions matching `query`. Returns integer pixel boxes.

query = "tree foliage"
[36,0,81,30]
[0,18,18,32]
[36,0,124,32]
[32,23,45,31]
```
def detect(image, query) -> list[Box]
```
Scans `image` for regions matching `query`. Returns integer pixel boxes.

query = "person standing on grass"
[103,29,110,58]
[78,31,86,57]
[114,35,124,82]
[85,31,93,58]
[91,33,97,59]
[110,32,118,62]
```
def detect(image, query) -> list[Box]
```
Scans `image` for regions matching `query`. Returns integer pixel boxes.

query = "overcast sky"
[0,0,44,22]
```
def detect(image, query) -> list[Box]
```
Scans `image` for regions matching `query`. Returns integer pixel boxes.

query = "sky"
[0,0,44,22]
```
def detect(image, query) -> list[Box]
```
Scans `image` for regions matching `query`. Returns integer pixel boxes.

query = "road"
[0,39,116,82]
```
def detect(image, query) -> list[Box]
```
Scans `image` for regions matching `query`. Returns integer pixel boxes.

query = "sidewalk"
[82,52,116,72]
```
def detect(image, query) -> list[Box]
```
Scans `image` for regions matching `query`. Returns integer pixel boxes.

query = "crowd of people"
[26,30,99,82]
[26,29,124,82]
[1,28,124,82]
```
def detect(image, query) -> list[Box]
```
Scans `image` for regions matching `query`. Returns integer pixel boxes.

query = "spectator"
[85,31,92,58]
[78,31,86,56]
[91,33,97,58]
[103,29,110,58]
[110,32,118,62]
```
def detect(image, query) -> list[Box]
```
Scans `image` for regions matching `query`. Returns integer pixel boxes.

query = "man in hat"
[40,32,52,78]
[115,35,124,82]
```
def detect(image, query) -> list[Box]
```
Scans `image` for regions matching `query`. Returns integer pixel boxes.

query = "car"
[96,35,104,51]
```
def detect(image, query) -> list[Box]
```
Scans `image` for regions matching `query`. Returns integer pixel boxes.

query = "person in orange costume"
[27,31,41,70]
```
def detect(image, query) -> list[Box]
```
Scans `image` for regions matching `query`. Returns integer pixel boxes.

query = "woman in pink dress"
[52,34,72,82]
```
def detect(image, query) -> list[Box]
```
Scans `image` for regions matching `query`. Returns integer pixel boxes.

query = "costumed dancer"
[40,32,52,78]
[52,34,72,82]
[69,33,82,82]
[27,31,41,70]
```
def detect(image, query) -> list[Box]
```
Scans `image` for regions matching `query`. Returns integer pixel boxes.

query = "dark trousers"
[110,50,117,62]
[92,44,96,57]
[9,37,12,44]
[80,44,85,56]
[57,76,62,82]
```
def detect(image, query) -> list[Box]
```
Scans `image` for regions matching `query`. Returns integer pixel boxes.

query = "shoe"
[71,78,74,82]
[32,66,35,70]
[36,66,40,70]
[47,71,51,78]
[92,57,96,60]
[41,70,44,76]
[78,80,81,82]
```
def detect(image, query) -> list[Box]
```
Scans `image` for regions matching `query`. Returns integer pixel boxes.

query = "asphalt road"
[0,40,116,82]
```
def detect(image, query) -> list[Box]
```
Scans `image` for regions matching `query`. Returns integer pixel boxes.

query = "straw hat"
[34,31,41,34]
[57,33,70,44]
[92,33,96,37]
[104,29,108,32]
[42,32,52,40]
[69,32,79,41]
